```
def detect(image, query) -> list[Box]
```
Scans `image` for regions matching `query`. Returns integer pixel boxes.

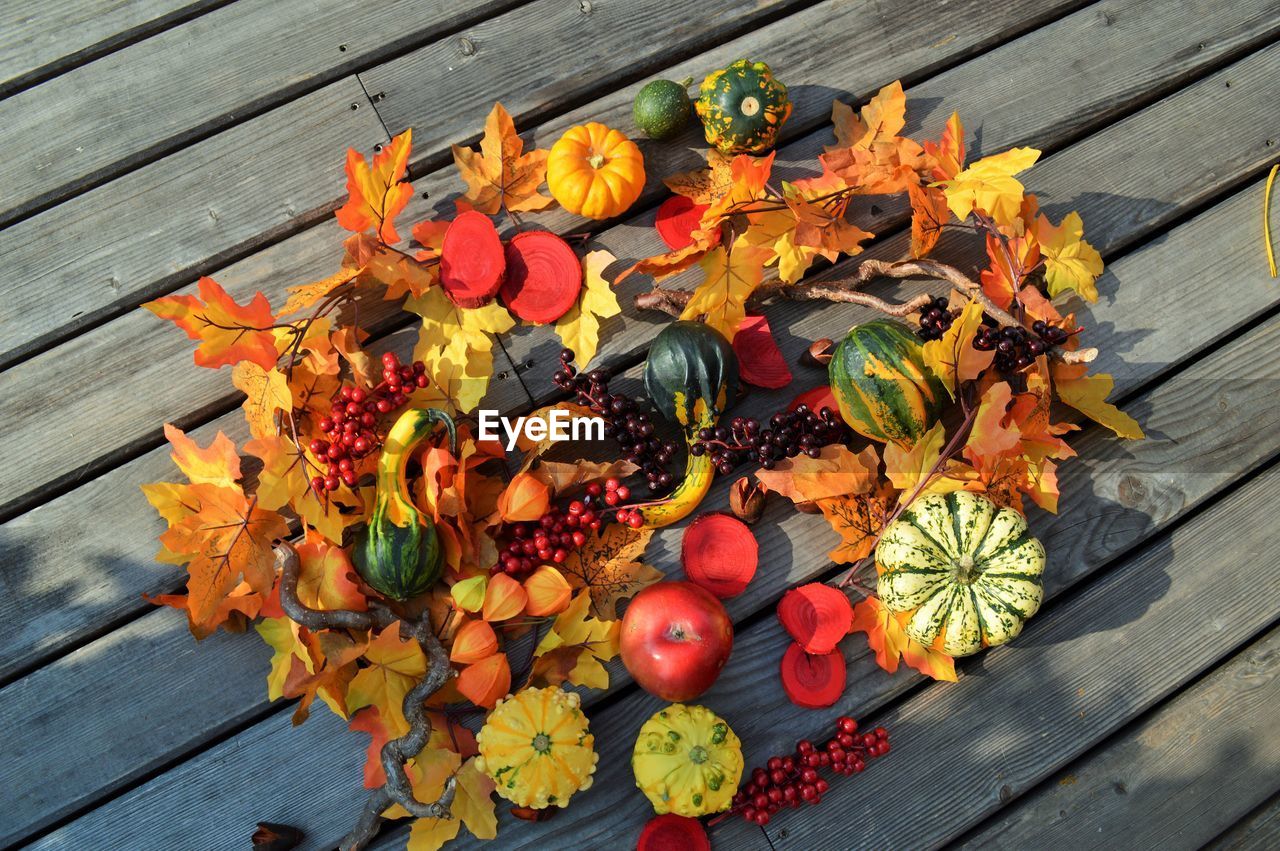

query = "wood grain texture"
[1206,793,1280,851]
[511,0,1280,400]
[956,627,1280,850]
[31,185,1280,849]
[0,608,273,847]
[0,0,814,363]
[762,463,1280,849]
[0,0,524,225]
[0,320,526,682]
[0,0,224,96]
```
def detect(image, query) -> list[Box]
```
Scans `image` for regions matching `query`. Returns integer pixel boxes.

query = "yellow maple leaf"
[406,286,515,413]
[1051,362,1144,439]
[554,250,621,368]
[663,149,735,204]
[922,299,996,395]
[336,129,414,244]
[533,590,622,689]
[256,615,311,700]
[825,81,907,152]
[347,622,428,734]
[559,524,662,620]
[385,747,463,821]
[163,423,240,488]
[280,267,362,316]
[883,421,946,492]
[680,241,769,338]
[231,360,292,439]
[451,102,552,215]
[1037,211,1103,302]
[935,146,1040,228]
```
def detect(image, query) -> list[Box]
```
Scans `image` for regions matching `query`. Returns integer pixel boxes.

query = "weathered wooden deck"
[1,0,1278,848]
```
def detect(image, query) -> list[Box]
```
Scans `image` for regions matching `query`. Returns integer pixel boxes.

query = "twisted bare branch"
[274,544,457,851]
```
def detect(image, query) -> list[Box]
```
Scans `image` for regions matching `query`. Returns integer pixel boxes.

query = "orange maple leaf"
[816,487,893,564]
[907,182,949,259]
[755,445,880,503]
[159,484,289,633]
[163,423,241,488]
[335,129,414,244]
[143,276,279,370]
[922,111,965,181]
[849,596,956,681]
[451,102,552,215]
[294,533,368,612]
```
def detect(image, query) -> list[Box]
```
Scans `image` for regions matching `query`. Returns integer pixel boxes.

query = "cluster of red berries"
[731,717,891,826]
[496,479,642,579]
[308,351,427,493]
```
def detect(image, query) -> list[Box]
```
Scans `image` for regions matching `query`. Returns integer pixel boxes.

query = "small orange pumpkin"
[547,123,645,220]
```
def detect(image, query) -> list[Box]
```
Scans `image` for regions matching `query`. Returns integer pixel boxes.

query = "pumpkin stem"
[953,554,978,585]
[587,152,606,169]
[689,745,709,764]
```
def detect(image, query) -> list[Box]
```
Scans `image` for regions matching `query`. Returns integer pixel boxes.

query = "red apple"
[620,581,733,701]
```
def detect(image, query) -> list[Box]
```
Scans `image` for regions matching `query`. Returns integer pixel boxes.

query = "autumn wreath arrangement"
[142,60,1140,849]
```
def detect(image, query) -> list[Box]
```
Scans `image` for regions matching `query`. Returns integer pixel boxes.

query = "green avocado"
[633,78,693,140]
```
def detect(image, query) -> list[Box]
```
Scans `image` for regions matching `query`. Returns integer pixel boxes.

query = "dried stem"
[274,544,457,851]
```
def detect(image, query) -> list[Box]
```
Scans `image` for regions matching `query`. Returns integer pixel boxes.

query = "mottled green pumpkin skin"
[640,321,739,528]
[876,491,1046,656]
[828,319,946,447]
[352,408,456,600]
[695,59,791,155]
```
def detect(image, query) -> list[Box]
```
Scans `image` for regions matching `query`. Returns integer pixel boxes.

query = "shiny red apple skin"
[620,581,734,701]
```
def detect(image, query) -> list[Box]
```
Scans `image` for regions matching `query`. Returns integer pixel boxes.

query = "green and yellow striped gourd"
[876,491,1046,656]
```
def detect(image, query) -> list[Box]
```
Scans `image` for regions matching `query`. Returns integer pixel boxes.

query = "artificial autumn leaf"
[680,242,770,339]
[347,622,428,734]
[257,615,310,700]
[523,565,573,617]
[497,472,551,522]
[825,81,906,152]
[451,575,488,613]
[664,149,735,205]
[528,459,639,495]
[284,630,366,724]
[1037,211,1103,302]
[755,445,880,503]
[703,151,776,224]
[883,421,946,492]
[451,102,552,214]
[532,590,621,689]
[163,423,240,488]
[336,129,414,244]
[160,484,289,633]
[963,381,1021,463]
[554,250,621,369]
[616,226,719,284]
[816,488,893,564]
[456,653,511,709]
[979,231,1040,310]
[231,360,292,439]
[407,286,516,413]
[788,191,874,258]
[412,219,450,260]
[907,182,949,258]
[922,111,965,181]
[511,402,598,470]
[349,706,394,788]
[146,580,263,639]
[450,757,499,842]
[848,596,956,681]
[482,573,528,622]
[559,523,662,619]
[143,276,279,370]
[450,618,499,665]
[281,267,362,316]
[293,534,368,612]
[385,746,462,821]
[922,299,995,394]
[1051,362,1144,439]
[935,147,1040,228]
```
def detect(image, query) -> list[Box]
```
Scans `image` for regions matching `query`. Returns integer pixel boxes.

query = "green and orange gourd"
[828,319,947,447]
[638,321,739,528]
[352,407,456,600]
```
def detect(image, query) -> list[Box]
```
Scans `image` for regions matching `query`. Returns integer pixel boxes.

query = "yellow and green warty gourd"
[352,407,456,601]
[638,321,739,528]
[475,686,598,810]
[876,491,1046,656]
[632,703,743,816]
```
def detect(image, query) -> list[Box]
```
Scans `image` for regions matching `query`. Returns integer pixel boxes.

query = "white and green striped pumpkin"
[876,491,1045,656]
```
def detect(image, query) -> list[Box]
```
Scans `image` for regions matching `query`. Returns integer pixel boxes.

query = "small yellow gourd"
[631,704,743,816]
[475,686,598,809]
[547,122,645,220]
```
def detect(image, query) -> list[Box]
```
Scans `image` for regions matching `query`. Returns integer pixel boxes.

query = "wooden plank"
[0,321,529,683]
[511,0,1280,401]
[0,0,224,97]
[1206,793,1280,851]
[0,0,1061,370]
[29,183,1280,849]
[955,626,1280,850]
[0,0,531,225]
[0,608,273,847]
[2,0,1269,516]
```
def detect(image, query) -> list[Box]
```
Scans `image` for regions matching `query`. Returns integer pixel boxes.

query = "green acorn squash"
[876,491,1046,656]
[694,59,791,155]
[352,407,456,600]
[639,321,739,528]
[828,319,946,447]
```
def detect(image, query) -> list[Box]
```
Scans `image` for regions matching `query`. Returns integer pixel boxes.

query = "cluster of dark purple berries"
[973,316,1072,373]
[690,404,853,475]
